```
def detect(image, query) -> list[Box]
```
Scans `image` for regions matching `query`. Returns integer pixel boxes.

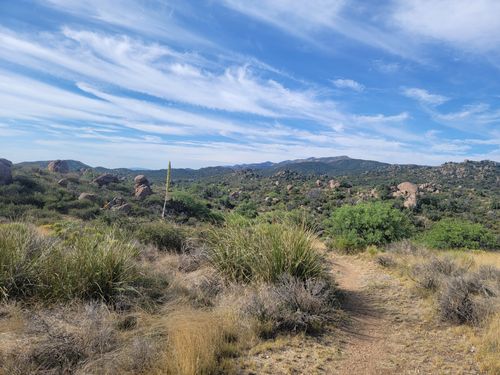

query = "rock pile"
[328,179,340,189]
[0,158,13,185]
[47,160,69,173]
[104,197,131,214]
[93,173,119,187]
[134,175,152,199]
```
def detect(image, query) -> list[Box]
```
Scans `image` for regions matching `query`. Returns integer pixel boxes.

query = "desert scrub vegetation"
[379,243,500,373]
[422,218,499,250]
[243,274,339,337]
[134,221,187,252]
[0,222,138,301]
[325,201,414,252]
[207,221,326,283]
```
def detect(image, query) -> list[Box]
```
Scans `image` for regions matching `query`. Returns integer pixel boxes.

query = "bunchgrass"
[208,221,325,283]
[0,222,138,301]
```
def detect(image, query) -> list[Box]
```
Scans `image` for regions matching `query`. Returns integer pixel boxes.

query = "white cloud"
[403,88,449,106]
[392,0,500,52]
[332,78,364,92]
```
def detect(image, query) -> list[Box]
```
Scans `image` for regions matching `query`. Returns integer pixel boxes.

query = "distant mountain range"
[14,156,498,186]
[15,156,392,180]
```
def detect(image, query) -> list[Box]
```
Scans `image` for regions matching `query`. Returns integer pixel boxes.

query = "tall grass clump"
[41,228,138,301]
[208,222,325,283]
[0,223,54,298]
[0,222,138,301]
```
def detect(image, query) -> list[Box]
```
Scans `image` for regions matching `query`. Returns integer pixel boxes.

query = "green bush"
[208,222,325,283]
[168,191,223,223]
[234,201,258,219]
[325,202,414,251]
[423,219,498,250]
[135,221,187,252]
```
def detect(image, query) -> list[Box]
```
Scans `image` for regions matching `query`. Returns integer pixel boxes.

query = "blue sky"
[0,0,499,168]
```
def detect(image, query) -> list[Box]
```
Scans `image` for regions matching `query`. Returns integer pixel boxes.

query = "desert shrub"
[234,201,258,219]
[208,222,325,282]
[411,256,467,291]
[376,254,396,268]
[167,191,224,223]
[423,218,498,250]
[244,274,338,336]
[438,268,499,325]
[325,202,414,251]
[3,303,117,374]
[135,221,187,252]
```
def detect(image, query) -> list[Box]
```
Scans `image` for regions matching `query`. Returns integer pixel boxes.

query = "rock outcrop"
[393,182,418,208]
[93,173,119,187]
[48,160,69,173]
[134,175,152,199]
[0,158,13,185]
[328,179,340,189]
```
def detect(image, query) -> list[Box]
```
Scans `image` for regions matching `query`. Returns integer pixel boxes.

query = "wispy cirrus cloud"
[403,87,449,106]
[332,78,364,92]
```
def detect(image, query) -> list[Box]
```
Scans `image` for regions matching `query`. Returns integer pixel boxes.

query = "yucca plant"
[162,161,172,219]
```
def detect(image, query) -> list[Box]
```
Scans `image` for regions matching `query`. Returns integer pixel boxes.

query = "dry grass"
[379,243,500,372]
[153,306,255,375]
[476,313,500,374]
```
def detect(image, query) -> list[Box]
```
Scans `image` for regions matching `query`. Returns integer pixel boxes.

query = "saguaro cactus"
[161,161,171,219]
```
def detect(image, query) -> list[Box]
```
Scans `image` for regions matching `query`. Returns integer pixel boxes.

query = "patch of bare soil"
[238,254,481,374]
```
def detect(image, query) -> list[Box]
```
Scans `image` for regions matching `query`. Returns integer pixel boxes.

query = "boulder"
[134,175,148,185]
[93,173,119,187]
[286,184,293,192]
[315,179,322,187]
[135,184,152,199]
[47,160,69,173]
[78,193,98,202]
[111,203,132,214]
[397,182,418,195]
[0,158,13,185]
[57,178,69,187]
[133,175,152,199]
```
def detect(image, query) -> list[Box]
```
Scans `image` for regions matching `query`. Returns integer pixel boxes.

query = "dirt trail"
[331,256,392,374]
[241,254,481,374]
